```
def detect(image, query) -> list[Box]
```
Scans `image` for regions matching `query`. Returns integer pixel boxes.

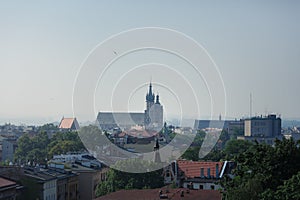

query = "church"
[97,82,163,132]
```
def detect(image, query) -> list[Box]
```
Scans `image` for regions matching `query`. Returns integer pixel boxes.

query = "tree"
[15,134,32,162]
[95,159,164,197]
[221,138,300,200]
[224,139,254,160]
[203,149,226,161]
[15,130,86,164]
[181,147,200,161]
[192,130,206,146]
[271,171,300,200]
[47,131,85,157]
[15,132,49,163]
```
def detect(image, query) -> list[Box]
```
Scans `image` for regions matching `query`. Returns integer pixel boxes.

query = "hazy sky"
[0,1,299,125]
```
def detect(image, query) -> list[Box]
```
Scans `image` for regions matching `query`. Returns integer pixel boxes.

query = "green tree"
[192,130,206,146]
[95,160,164,197]
[221,138,300,200]
[203,149,226,161]
[181,146,200,161]
[15,134,32,162]
[224,139,254,160]
[15,129,86,163]
[47,131,85,157]
[15,132,49,163]
[270,171,300,200]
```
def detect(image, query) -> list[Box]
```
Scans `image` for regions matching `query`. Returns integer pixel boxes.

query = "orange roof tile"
[177,160,223,178]
[59,118,79,129]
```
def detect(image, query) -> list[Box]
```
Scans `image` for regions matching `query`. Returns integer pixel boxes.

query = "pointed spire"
[154,137,159,150]
[149,82,153,95]
[156,94,160,104]
[146,82,155,102]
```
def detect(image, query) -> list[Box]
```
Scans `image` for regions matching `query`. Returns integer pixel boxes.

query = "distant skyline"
[1,1,300,125]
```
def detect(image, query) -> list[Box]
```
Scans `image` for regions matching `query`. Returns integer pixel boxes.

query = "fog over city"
[0,1,299,125]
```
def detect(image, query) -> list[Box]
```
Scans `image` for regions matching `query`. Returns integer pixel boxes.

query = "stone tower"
[144,82,163,131]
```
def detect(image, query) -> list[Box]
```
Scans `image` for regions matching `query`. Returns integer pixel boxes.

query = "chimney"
[216,164,219,178]
[207,168,211,178]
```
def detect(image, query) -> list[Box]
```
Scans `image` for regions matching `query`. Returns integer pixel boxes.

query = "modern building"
[227,119,245,136]
[238,114,282,144]
[193,116,235,132]
[97,82,163,132]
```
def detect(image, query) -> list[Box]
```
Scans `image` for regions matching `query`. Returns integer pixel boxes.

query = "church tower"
[144,82,163,131]
[146,82,155,111]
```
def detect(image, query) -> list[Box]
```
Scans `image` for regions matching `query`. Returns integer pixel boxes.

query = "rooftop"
[177,160,223,178]
[0,177,16,188]
[95,188,221,200]
[58,117,79,130]
[23,167,77,182]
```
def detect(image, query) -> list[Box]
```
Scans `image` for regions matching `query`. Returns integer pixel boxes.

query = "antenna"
[250,93,252,118]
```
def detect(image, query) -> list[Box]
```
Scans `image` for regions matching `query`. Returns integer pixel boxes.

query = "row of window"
[45,193,55,200]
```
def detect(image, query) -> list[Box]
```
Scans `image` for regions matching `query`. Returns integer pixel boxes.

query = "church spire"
[146,82,155,102]
[149,82,153,96]
[156,94,160,104]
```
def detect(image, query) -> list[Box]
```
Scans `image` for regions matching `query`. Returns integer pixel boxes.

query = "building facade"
[97,82,163,132]
[2,138,18,162]
[238,114,282,144]
[0,177,19,200]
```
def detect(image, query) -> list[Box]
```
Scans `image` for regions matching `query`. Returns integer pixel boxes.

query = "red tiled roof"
[125,129,157,138]
[0,177,16,188]
[118,132,126,137]
[177,160,223,178]
[95,188,221,200]
[59,118,78,129]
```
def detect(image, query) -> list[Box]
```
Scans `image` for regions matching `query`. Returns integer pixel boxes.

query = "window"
[166,172,170,177]
[200,185,203,190]
[211,185,215,190]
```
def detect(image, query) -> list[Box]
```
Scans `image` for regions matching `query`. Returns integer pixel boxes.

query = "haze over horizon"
[1,1,299,125]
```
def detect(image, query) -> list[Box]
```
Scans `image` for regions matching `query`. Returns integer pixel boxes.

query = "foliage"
[47,131,85,157]
[230,126,244,139]
[181,130,231,161]
[191,130,206,146]
[267,171,300,200]
[203,149,226,161]
[221,138,300,200]
[95,159,164,197]
[15,132,49,163]
[181,146,200,161]
[223,139,254,160]
[15,131,85,164]
[39,123,59,132]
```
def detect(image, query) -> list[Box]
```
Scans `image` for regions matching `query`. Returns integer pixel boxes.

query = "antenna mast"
[250,93,252,118]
